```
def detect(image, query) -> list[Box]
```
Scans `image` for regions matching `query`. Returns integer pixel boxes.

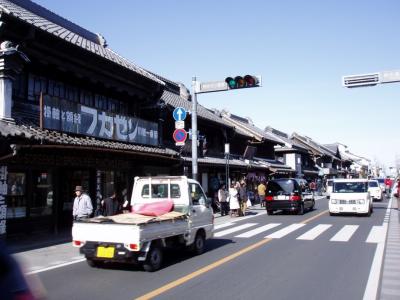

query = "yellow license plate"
[97,246,115,258]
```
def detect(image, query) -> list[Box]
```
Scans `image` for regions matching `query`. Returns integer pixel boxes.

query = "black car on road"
[265,178,315,215]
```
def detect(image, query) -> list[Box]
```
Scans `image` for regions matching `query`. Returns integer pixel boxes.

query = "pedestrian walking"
[385,177,393,194]
[218,184,229,216]
[257,181,267,207]
[72,186,93,220]
[228,183,240,217]
[102,192,121,216]
[309,180,316,195]
[239,181,248,216]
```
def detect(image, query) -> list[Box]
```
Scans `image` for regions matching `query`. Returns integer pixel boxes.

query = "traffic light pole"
[190,75,261,181]
[191,77,198,181]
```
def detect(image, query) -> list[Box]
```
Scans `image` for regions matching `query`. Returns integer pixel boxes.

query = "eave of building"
[0,0,164,87]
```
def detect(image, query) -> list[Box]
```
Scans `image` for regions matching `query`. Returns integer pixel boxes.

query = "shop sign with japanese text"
[43,96,158,146]
[0,166,7,236]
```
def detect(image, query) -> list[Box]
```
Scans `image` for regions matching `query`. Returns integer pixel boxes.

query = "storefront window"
[6,173,26,219]
[31,171,53,217]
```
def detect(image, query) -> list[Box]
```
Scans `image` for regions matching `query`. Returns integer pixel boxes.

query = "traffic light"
[225,75,260,89]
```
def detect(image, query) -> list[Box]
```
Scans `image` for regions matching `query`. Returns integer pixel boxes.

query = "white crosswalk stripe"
[296,224,332,240]
[213,221,375,244]
[214,222,235,230]
[265,223,305,239]
[214,223,258,237]
[235,223,281,238]
[330,225,359,242]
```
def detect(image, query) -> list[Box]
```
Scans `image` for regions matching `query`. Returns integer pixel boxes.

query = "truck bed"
[72,212,189,245]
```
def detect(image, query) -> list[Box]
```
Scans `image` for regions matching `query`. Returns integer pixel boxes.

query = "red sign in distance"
[173,129,187,144]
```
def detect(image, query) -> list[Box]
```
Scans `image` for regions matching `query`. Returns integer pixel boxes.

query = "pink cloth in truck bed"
[131,199,174,216]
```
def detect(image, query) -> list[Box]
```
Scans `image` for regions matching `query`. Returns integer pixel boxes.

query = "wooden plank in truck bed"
[81,211,187,225]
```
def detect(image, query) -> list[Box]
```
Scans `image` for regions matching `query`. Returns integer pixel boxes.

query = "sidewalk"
[379,196,400,300]
[7,229,72,254]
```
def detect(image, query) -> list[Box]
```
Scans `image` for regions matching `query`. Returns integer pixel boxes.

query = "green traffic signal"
[225,77,236,89]
[225,75,260,89]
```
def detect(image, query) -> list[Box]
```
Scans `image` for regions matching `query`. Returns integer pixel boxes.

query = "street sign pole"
[191,76,198,181]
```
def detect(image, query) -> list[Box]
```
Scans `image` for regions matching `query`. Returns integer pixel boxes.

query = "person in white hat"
[72,186,93,220]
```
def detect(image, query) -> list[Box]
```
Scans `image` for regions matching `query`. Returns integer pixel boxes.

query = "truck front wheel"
[190,231,206,255]
[143,246,163,272]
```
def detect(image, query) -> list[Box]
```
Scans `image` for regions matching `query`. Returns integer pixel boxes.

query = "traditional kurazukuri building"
[0,0,183,237]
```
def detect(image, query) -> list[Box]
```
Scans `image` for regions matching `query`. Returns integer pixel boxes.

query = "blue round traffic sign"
[173,107,187,121]
[173,129,187,143]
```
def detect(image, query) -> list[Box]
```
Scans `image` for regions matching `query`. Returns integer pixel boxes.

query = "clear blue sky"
[35,0,400,169]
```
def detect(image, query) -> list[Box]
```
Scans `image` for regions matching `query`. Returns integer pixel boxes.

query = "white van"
[329,179,373,216]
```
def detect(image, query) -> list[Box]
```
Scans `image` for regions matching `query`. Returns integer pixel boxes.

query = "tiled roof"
[265,127,308,151]
[161,90,233,128]
[323,144,339,154]
[292,133,339,160]
[0,0,164,85]
[182,156,294,173]
[253,157,295,172]
[0,120,178,156]
[221,112,284,145]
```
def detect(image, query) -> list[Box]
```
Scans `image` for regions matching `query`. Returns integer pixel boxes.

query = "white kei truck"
[72,176,214,271]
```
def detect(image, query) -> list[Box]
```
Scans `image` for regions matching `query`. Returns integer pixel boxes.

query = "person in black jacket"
[102,192,121,216]
[238,181,248,216]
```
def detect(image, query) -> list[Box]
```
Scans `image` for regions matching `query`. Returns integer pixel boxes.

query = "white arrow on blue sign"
[173,107,187,121]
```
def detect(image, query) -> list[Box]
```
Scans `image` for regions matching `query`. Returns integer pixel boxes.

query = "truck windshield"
[333,182,368,193]
[141,184,181,198]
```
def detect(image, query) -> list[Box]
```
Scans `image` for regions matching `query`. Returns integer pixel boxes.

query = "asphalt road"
[36,197,389,300]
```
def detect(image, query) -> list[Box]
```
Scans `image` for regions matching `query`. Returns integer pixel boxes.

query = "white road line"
[366,225,386,244]
[265,224,305,239]
[296,224,332,241]
[363,196,392,300]
[214,222,234,230]
[214,223,258,237]
[235,223,281,238]
[330,225,359,242]
[25,258,86,275]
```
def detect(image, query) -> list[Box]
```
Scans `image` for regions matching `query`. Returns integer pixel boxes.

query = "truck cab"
[131,176,214,243]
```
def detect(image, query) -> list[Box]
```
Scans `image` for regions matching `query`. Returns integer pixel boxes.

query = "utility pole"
[191,77,198,181]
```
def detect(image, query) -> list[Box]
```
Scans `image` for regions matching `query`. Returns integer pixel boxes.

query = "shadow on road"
[93,238,235,272]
